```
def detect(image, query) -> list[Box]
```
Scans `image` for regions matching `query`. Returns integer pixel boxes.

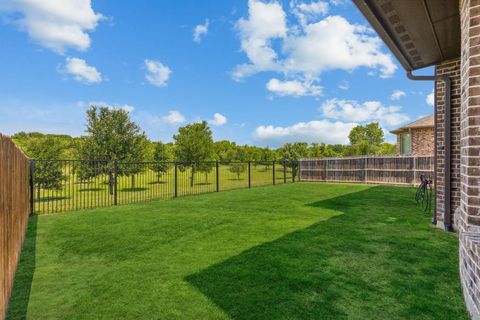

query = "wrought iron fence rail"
[31,159,299,214]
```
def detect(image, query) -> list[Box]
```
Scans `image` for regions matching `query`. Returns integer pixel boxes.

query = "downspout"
[407,70,453,232]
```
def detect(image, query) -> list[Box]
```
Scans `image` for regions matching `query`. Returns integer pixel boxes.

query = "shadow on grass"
[36,196,69,203]
[148,181,168,185]
[7,215,38,320]
[195,182,213,186]
[120,187,148,192]
[186,186,466,320]
[79,187,104,192]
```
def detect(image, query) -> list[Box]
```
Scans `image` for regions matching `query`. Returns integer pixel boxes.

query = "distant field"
[33,162,294,214]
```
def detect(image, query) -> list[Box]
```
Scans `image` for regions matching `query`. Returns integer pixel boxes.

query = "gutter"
[407,70,453,232]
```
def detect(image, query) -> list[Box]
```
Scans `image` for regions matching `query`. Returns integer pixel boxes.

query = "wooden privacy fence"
[0,134,31,319]
[299,156,434,185]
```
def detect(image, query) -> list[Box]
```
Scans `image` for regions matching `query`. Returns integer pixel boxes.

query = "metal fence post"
[298,160,301,182]
[29,159,35,215]
[272,160,276,185]
[248,161,251,188]
[291,160,295,183]
[216,160,219,192]
[114,159,118,205]
[174,162,178,198]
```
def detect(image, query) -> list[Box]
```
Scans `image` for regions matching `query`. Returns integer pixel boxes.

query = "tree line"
[13,106,396,191]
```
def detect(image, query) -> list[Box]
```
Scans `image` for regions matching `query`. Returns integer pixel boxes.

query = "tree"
[348,122,384,155]
[227,148,247,180]
[77,106,148,194]
[309,143,340,158]
[379,142,397,155]
[173,121,214,187]
[214,140,237,161]
[279,142,308,181]
[27,136,64,199]
[152,142,172,183]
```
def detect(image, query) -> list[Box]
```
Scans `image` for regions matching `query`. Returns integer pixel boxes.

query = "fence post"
[412,156,417,185]
[248,161,251,188]
[272,160,276,185]
[216,160,219,192]
[174,162,178,198]
[114,159,118,205]
[283,159,287,183]
[292,160,295,183]
[364,156,368,184]
[29,159,35,215]
[298,160,301,182]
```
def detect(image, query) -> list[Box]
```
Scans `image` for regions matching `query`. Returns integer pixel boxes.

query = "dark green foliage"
[174,121,215,187]
[77,106,148,191]
[348,122,385,155]
[152,142,172,182]
[227,148,247,179]
[27,137,64,192]
[278,142,309,181]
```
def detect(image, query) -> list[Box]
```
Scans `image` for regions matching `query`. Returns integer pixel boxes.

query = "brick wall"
[457,0,480,318]
[394,128,434,156]
[435,59,462,229]
[411,128,435,156]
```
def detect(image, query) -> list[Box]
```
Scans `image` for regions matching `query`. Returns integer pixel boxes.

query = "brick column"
[458,0,480,318]
[435,59,462,229]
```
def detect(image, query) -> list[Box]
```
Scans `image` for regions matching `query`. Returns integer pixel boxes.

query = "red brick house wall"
[395,128,435,156]
[435,59,462,230]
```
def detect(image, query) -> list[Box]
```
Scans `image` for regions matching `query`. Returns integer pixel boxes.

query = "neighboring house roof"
[390,115,434,134]
[353,0,460,71]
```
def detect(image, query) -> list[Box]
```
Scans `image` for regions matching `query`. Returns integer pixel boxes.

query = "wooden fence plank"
[299,156,434,186]
[0,134,30,319]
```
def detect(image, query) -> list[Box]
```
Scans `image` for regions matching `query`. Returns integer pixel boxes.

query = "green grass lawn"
[9,183,467,319]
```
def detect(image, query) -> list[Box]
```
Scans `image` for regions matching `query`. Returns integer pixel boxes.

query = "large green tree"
[279,142,308,181]
[152,142,172,183]
[227,148,247,180]
[348,122,385,155]
[27,136,65,199]
[78,106,148,193]
[173,121,215,187]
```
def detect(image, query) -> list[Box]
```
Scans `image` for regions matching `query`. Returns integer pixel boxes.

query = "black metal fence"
[31,160,299,214]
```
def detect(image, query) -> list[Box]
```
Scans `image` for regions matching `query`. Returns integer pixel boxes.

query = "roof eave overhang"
[353,0,414,71]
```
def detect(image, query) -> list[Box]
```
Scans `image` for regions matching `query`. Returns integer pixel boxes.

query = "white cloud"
[232,0,287,81]
[290,0,329,26]
[0,0,103,53]
[338,80,349,90]
[62,57,102,84]
[193,19,209,43]
[320,98,409,127]
[233,1,396,92]
[80,101,134,113]
[266,78,322,97]
[161,110,185,124]
[254,119,356,146]
[390,89,406,100]
[209,113,228,126]
[426,89,434,106]
[282,15,396,78]
[144,59,172,87]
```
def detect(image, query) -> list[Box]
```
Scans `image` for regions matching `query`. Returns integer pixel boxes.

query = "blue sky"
[0,0,434,147]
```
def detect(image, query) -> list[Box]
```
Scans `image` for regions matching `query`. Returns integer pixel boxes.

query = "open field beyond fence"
[32,160,296,214]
